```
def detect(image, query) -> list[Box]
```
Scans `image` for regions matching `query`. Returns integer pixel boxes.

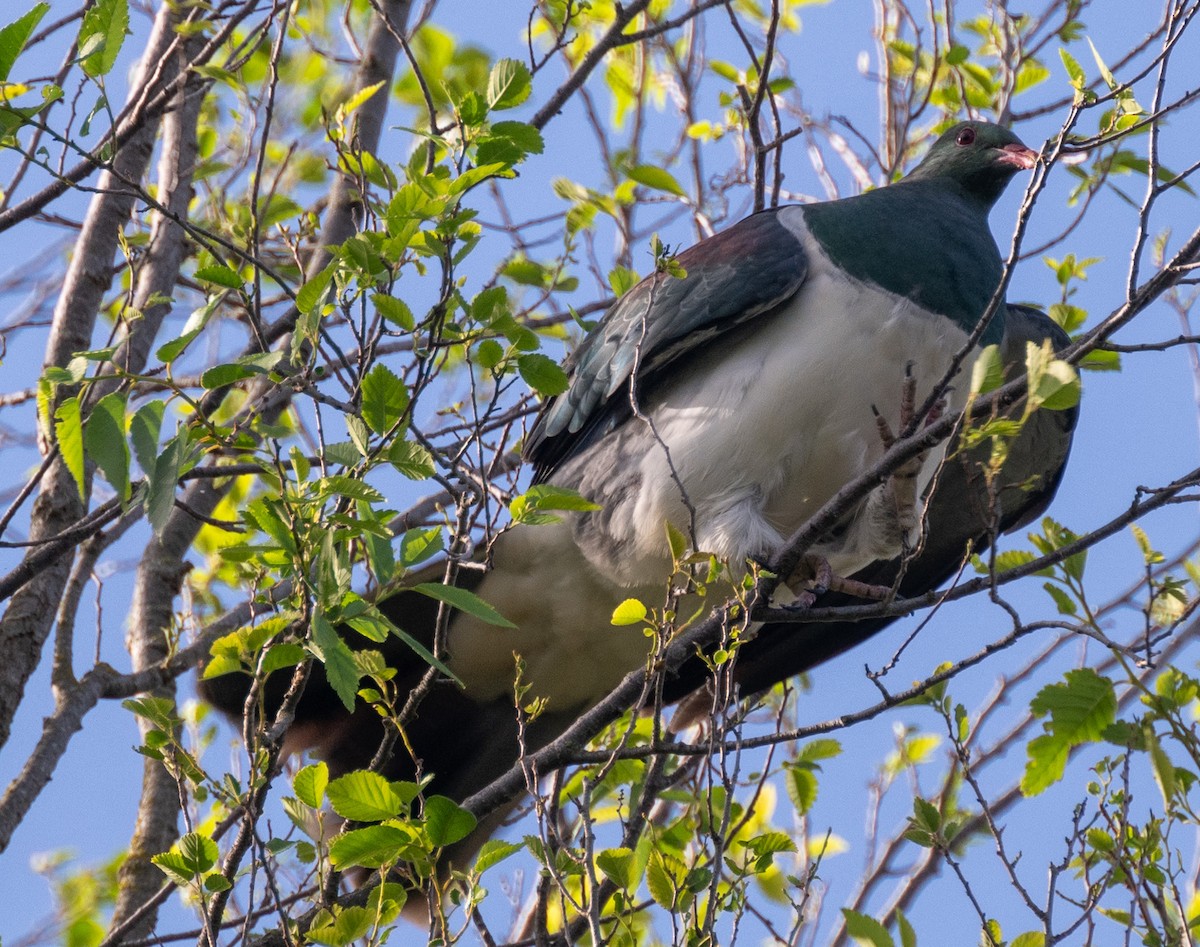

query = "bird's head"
[906,121,1038,207]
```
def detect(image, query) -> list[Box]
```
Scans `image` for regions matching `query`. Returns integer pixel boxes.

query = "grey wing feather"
[524,209,808,480]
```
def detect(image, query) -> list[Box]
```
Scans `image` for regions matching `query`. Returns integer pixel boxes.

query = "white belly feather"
[449,209,975,706]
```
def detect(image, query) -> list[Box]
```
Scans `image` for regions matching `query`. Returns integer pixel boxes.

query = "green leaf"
[79,0,128,77]
[1022,668,1116,795]
[510,484,601,525]
[474,839,522,873]
[310,613,360,711]
[424,795,477,847]
[360,363,409,434]
[55,395,86,500]
[329,825,411,870]
[296,263,335,314]
[84,391,129,500]
[261,643,306,675]
[488,120,544,155]
[517,353,569,396]
[945,43,969,65]
[596,847,638,889]
[969,344,1004,396]
[326,770,404,821]
[411,582,516,627]
[0,4,49,83]
[293,762,329,809]
[896,910,917,947]
[842,909,895,947]
[611,598,647,626]
[388,439,435,480]
[194,265,243,290]
[487,58,532,110]
[785,765,818,814]
[156,296,218,363]
[372,293,414,330]
[627,164,687,197]
[1011,934,1046,947]
[1058,47,1086,91]
[1086,38,1116,90]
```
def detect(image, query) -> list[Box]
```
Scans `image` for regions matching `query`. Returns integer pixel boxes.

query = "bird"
[200,121,1068,862]
[443,120,1039,710]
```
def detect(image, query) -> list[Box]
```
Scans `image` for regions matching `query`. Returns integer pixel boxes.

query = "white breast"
[588,205,973,584]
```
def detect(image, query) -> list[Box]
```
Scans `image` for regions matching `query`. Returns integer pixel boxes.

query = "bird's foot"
[783,553,897,606]
[870,366,947,548]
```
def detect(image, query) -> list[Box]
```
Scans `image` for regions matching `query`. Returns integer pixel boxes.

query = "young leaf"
[424,795,477,847]
[326,770,404,821]
[194,264,243,290]
[0,3,49,83]
[411,582,516,627]
[84,391,130,500]
[611,598,647,626]
[517,353,569,396]
[329,826,410,870]
[487,58,532,110]
[627,164,687,197]
[310,613,360,711]
[841,909,895,947]
[79,0,129,77]
[293,762,329,809]
[54,395,87,500]
[360,363,409,434]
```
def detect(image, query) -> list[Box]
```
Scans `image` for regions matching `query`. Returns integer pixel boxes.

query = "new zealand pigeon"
[444,120,1038,709]
[200,303,1075,844]
[201,121,1063,850]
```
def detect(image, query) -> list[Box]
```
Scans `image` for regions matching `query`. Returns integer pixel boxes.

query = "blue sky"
[2,1,1200,943]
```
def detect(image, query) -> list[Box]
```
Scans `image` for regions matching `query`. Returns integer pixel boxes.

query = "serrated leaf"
[296,263,335,314]
[0,4,49,83]
[425,795,477,847]
[596,847,638,889]
[80,0,128,77]
[474,838,522,873]
[310,613,360,711]
[372,293,414,330]
[129,400,163,474]
[785,765,818,814]
[55,395,86,500]
[1022,668,1116,795]
[842,909,895,947]
[969,344,1004,396]
[646,852,679,909]
[611,598,647,626]
[84,391,129,500]
[360,363,408,434]
[388,440,435,480]
[326,771,403,822]
[510,484,601,525]
[411,582,515,627]
[487,58,532,110]
[261,642,306,675]
[194,265,243,289]
[1059,47,1085,91]
[329,825,410,870]
[627,164,687,197]
[293,762,329,809]
[488,120,544,155]
[517,353,568,396]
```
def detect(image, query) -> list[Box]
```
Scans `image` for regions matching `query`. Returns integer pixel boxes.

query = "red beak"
[997,142,1038,170]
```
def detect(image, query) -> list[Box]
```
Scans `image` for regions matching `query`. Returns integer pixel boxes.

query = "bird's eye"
[956,127,976,146]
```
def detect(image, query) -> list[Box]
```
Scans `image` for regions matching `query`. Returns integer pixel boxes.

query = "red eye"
[956,126,976,146]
